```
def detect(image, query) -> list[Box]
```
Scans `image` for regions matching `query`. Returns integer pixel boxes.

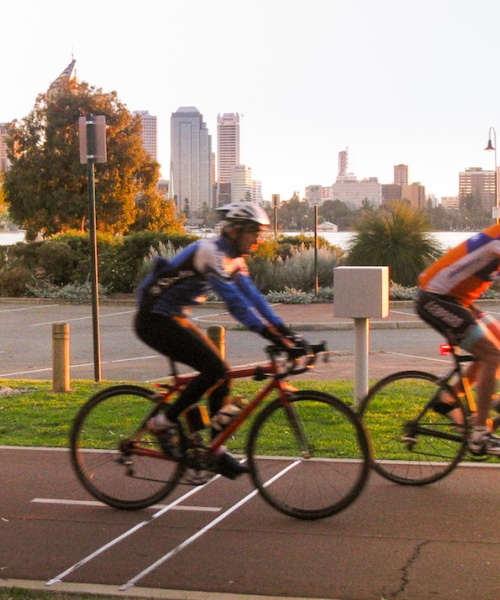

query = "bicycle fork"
[282,393,312,459]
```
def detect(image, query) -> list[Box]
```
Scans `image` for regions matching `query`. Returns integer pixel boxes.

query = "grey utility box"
[333,266,389,318]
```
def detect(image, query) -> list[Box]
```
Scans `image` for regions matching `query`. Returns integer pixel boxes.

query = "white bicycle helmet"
[217,202,271,230]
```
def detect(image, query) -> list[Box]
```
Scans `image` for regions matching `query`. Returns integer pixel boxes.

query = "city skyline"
[2,1,500,202]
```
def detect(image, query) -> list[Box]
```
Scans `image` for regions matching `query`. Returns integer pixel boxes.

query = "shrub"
[26,279,108,302]
[0,265,33,297]
[100,232,196,294]
[248,244,342,293]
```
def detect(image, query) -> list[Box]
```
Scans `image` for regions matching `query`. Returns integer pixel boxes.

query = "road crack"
[383,540,430,599]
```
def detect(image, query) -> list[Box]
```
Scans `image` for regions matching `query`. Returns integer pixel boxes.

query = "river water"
[0,229,478,250]
[287,230,477,252]
[0,231,26,245]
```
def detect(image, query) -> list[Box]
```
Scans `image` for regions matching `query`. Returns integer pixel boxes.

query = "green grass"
[0,378,356,448]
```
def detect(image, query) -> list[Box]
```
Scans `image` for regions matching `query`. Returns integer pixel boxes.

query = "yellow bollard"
[207,325,226,360]
[52,322,71,392]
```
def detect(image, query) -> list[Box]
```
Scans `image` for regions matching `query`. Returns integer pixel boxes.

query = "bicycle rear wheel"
[247,391,370,520]
[360,371,468,485]
[70,385,183,510]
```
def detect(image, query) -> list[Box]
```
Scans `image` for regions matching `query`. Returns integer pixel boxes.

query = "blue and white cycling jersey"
[137,235,284,334]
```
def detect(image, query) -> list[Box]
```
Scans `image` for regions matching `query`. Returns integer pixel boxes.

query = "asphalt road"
[2,447,500,600]
[0,300,448,384]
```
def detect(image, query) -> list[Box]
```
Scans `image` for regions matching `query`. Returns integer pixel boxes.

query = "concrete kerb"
[2,297,499,332]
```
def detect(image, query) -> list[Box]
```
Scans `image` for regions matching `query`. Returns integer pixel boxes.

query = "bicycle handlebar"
[266,340,328,376]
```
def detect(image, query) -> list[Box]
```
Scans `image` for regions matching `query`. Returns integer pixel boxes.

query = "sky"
[3,0,500,202]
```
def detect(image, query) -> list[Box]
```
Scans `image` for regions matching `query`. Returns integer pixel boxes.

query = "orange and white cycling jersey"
[418,224,500,307]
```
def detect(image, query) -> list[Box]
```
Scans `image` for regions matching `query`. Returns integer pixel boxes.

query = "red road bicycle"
[70,343,370,520]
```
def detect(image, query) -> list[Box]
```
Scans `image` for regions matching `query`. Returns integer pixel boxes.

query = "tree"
[3,79,183,239]
[0,174,9,226]
[345,200,443,286]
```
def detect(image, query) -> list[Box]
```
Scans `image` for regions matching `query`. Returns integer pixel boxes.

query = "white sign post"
[333,266,390,407]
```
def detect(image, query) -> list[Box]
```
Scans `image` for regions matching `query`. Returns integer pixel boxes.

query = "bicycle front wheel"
[70,385,183,510]
[360,371,468,485]
[247,391,370,520]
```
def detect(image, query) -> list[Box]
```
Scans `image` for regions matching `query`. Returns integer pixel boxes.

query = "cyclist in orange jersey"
[416,223,500,455]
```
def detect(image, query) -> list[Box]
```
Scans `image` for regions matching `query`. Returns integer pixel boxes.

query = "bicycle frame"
[129,349,315,460]
[439,343,477,415]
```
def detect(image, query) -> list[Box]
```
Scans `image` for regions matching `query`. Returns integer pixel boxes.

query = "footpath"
[192,299,424,331]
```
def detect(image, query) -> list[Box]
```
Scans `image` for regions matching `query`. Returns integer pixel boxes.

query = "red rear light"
[439,343,452,356]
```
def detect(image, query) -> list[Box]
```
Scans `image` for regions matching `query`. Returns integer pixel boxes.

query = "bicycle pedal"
[401,435,417,443]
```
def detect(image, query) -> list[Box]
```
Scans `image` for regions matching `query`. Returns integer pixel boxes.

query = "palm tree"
[345,200,443,287]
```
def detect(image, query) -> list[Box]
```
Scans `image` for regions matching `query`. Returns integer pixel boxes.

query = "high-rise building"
[170,107,212,214]
[336,148,356,183]
[0,123,10,172]
[338,149,348,178]
[231,165,252,203]
[252,180,263,204]
[382,184,402,203]
[459,167,496,211]
[330,177,382,208]
[441,196,459,210]
[394,164,409,187]
[402,182,426,208]
[133,111,158,161]
[47,59,76,99]
[217,113,240,185]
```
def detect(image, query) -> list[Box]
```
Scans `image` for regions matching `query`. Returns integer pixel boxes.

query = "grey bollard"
[52,322,70,392]
[207,325,226,360]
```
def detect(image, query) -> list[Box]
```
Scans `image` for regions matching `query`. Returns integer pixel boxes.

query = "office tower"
[402,182,426,208]
[170,107,212,214]
[382,184,402,203]
[338,149,348,178]
[231,165,252,203]
[252,180,263,204]
[330,177,382,208]
[336,148,356,183]
[47,59,76,99]
[133,111,158,161]
[394,164,409,187]
[217,113,240,184]
[0,123,10,172]
[459,167,496,211]
[441,196,459,209]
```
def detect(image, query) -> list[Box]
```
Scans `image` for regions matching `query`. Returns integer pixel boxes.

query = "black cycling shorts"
[415,289,478,347]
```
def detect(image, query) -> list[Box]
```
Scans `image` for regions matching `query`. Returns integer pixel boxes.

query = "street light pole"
[486,126,499,224]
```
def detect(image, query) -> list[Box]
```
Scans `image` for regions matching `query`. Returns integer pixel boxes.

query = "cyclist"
[134,202,297,478]
[415,223,500,456]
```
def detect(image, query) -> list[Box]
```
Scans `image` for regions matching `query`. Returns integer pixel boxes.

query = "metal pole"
[354,317,370,408]
[274,205,278,240]
[86,115,102,382]
[314,205,319,295]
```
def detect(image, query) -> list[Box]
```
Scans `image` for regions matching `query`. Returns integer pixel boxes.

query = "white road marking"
[32,310,135,327]
[46,473,222,587]
[0,354,160,377]
[385,351,451,364]
[32,498,221,512]
[120,461,299,591]
[0,304,60,313]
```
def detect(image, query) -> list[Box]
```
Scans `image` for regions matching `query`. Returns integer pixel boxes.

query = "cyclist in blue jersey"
[134,202,297,478]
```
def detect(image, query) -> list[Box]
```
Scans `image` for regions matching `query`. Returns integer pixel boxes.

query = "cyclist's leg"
[415,290,474,422]
[462,329,500,426]
[135,312,229,419]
